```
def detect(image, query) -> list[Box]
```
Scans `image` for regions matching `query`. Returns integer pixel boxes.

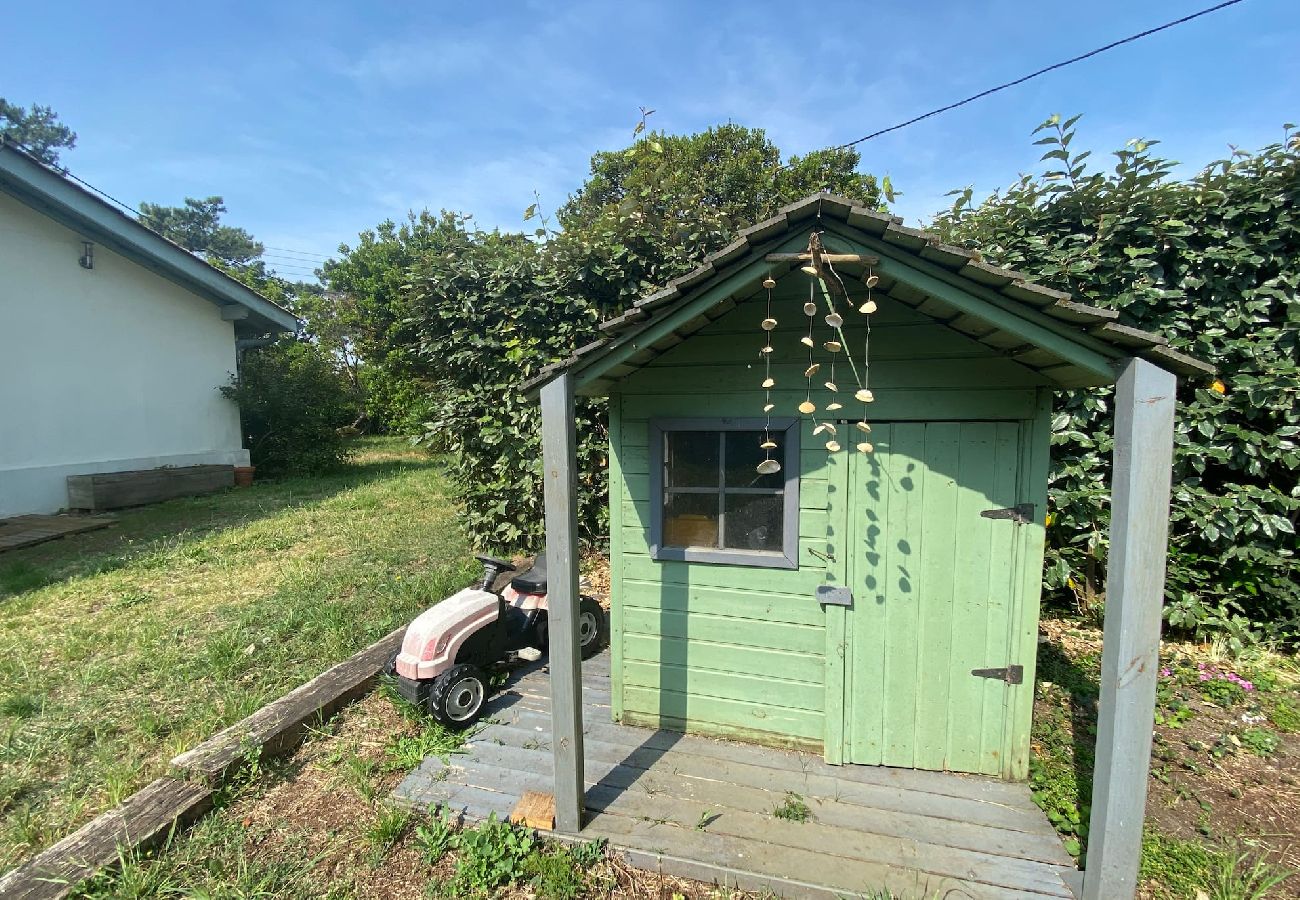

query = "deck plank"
[395,651,1076,900]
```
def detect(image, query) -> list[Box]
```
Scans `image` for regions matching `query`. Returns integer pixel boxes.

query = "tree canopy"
[0,98,76,165]
[138,196,265,266]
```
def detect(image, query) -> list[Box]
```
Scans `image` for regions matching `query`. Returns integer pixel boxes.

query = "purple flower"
[1160,667,1172,677]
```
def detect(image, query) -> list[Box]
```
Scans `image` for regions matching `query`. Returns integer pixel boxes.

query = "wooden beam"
[540,373,585,833]
[1082,357,1177,900]
[764,253,880,264]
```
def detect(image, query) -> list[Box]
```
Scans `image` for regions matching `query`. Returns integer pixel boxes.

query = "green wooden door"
[836,422,1029,776]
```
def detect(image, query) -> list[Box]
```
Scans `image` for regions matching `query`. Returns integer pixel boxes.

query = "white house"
[0,140,299,518]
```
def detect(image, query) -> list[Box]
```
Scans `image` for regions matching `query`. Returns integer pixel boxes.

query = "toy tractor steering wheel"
[474,554,516,591]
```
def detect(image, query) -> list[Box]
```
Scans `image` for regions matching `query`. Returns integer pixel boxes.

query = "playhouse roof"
[524,192,1211,397]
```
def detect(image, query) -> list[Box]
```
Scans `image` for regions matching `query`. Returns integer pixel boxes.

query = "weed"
[365,805,411,864]
[772,792,811,822]
[568,837,606,868]
[1239,727,1280,757]
[450,813,537,895]
[525,849,585,899]
[0,694,44,719]
[696,808,719,830]
[338,752,379,803]
[414,809,457,863]
[1268,695,1299,732]
[385,721,465,770]
[0,561,50,595]
[1205,847,1292,899]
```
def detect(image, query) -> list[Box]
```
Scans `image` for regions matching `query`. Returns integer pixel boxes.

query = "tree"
[932,116,1300,642]
[389,123,884,548]
[0,98,77,165]
[138,196,264,265]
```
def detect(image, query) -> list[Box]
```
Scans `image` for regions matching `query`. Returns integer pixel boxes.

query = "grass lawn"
[0,438,476,875]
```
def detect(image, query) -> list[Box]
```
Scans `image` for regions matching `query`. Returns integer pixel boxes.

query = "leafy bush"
[933,117,1300,640]
[221,339,356,476]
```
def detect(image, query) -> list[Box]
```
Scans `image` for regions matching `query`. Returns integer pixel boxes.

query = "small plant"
[524,849,585,900]
[450,813,538,894]
[772,792,811,823]
[339,752,379,803]
[364,805,411,864]
[384,721,465,770]
[1196,663,1255,707]
[414,809,457,864]
[1268,696,1300,733]
[568,837,606,868]
[1239,727,1280,758]
[1205,846,1291,900]
[696,809,719,830]
[0,693,44,719]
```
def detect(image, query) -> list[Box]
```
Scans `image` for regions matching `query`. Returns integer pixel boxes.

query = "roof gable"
[525,193,1211,397]
[0,139,299,335]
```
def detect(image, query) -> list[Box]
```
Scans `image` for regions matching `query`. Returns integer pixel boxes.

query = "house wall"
[0,191,248,517]
[608,285,1052,750]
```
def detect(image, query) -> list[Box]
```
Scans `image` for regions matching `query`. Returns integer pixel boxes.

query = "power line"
[809,0,1247,160]
[264,245,329,259]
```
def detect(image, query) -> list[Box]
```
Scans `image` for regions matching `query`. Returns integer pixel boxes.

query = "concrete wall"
[0,191,249,517]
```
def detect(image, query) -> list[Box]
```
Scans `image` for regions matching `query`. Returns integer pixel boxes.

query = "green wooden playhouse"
[524,194,1209,784]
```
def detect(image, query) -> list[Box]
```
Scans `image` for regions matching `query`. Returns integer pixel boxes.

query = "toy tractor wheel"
[579,595,608,659]
[428,664,488,729]
[533,614,549,654]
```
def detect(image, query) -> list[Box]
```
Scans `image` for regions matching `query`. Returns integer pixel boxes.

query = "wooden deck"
[0,514,113,553]
[394,652,1078,900]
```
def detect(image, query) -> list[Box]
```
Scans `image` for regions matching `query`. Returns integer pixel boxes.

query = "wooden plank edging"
[0,626,406,898]
[0,779,212,900]
[169,626,405,782]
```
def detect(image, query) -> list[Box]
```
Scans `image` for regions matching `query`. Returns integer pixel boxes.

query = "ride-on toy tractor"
[389,553,607,728]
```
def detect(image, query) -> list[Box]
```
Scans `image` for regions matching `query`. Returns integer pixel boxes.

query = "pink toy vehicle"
[389,554,607,728]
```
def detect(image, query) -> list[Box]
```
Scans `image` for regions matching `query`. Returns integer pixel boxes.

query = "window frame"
[648,416,801,570]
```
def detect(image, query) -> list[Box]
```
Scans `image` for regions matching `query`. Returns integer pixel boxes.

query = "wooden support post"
[540,373,585,833]
[1082,357,1177,900]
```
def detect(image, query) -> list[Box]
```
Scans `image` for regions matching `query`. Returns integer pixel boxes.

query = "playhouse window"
[649,418,800,569]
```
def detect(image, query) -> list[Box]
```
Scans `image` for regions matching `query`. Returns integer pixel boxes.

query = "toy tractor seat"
[510,553,547,593]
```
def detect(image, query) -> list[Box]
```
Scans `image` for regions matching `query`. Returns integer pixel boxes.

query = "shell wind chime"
[753,231,880,474]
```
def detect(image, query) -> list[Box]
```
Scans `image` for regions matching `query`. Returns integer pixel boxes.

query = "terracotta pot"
[233,466,256,487]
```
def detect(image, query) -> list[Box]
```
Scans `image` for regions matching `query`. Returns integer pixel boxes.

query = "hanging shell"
[761,317,778,331]
[804,363,820,377]
[858,299,878,314]
[825,440,841,452]
[825,312,844,329]
[763,403,774,413]
[760,439,777,449]
[762,276,777,289]
[856,441,874,453]
[855,388,875,403]
[855,421,872,433]
[826,401,843,411]
[760,344,774,354]
[761,377,775,389]
[824,380,838,392]
[824,340,842,353]
[800,335,814,348]
[865,274,879,288]
[756,458,782,475]
[800,264,819,276]
[813,423,827,435]
[803,302,817,316]
[798,400,816,414]
[820,422,838,435]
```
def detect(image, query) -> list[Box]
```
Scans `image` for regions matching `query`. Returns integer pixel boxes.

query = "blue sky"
[5,0,1296,279]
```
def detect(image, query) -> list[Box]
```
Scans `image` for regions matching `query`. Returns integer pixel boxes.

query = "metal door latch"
[971,665,1024,684]
[980,503,1035,525]
[816,585,853,608]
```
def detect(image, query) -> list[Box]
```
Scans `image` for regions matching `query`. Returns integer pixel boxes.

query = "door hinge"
[971,665,1024,685]
[980,503,1035,525]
